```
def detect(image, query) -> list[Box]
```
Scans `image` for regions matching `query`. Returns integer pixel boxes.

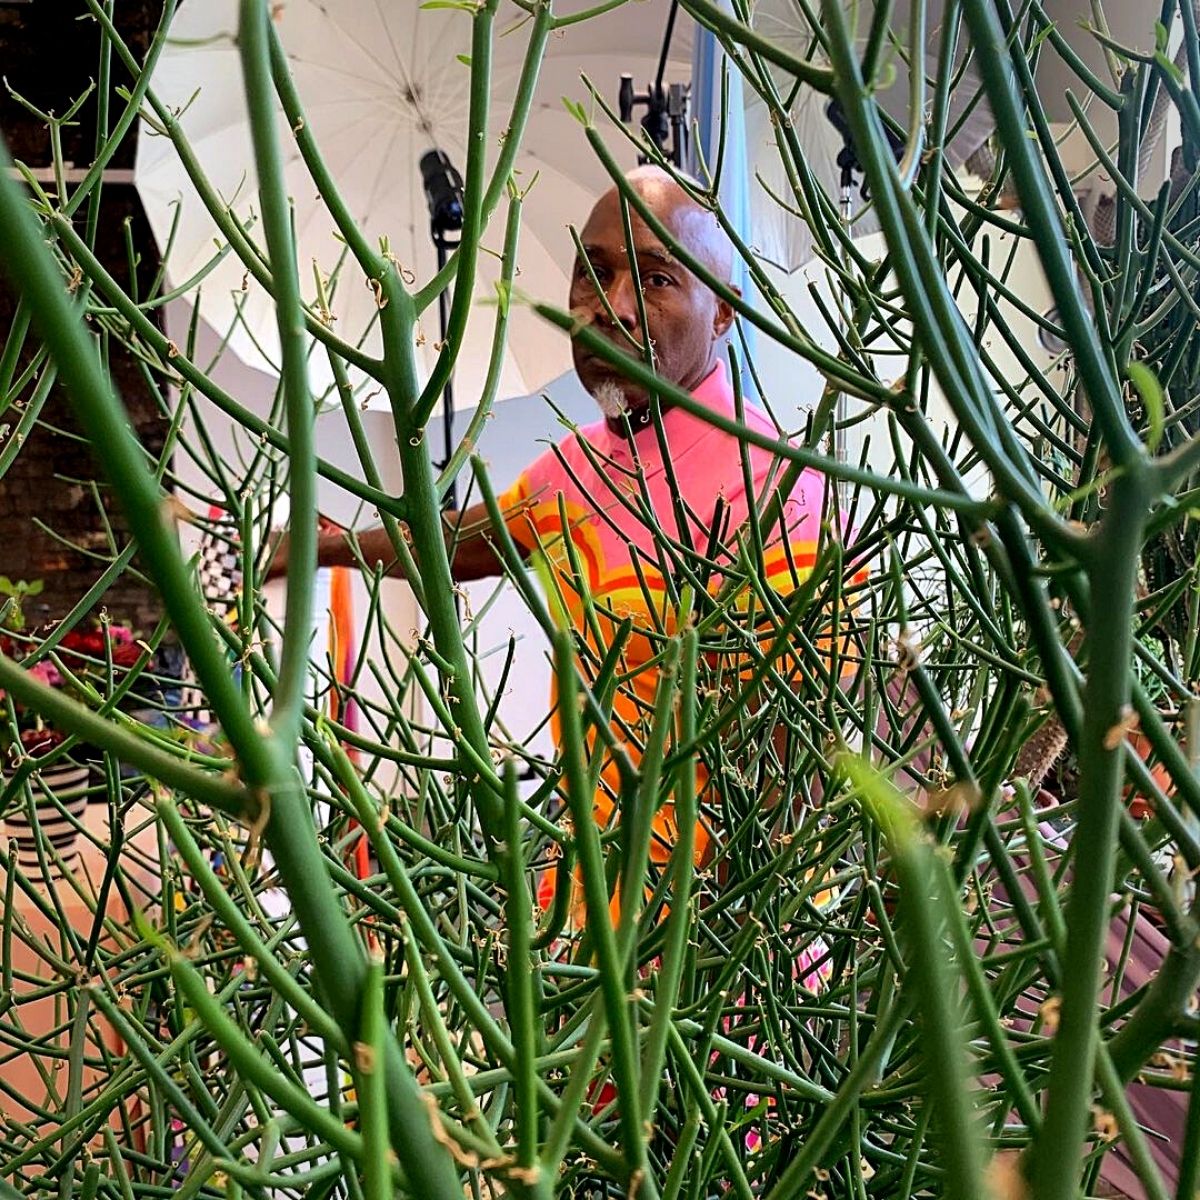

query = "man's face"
[568,184,733,413]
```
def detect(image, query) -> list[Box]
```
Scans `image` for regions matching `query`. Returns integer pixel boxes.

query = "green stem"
[413,0,497,426]
[552,630,653,1194]
[238,0,315,751]
[639,628,698,1127]
[843,756,989,1200]
[166,944,365,1160]
[154,795,347,1052]
[679,0,834,90]
[956,0,1140,468]
[1030,469,1150,1200]
[379,278,503,836]
[501,761,544,1185]
[0,653,250,818]
[357,958,391,1200]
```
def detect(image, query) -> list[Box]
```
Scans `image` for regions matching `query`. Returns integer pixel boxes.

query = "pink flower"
[27,660,62,688]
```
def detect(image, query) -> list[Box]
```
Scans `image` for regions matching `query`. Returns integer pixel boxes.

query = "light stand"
[420,148,465,512]
[824,100,864,220]
[617,0,689,167]
[824,98,906,217]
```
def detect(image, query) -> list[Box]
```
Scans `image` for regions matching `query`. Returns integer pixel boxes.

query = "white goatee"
[593,381,628,420]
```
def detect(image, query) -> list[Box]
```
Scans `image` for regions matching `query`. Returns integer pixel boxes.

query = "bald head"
[598,165,734,287]
[568,167,739,416]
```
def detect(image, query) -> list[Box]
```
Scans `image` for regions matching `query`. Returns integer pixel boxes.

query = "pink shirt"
[499,361,847,885]
[500,361,837,606]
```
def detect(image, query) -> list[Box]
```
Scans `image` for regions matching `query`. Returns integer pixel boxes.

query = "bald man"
[298,166,770,581]
[293,166,839,905]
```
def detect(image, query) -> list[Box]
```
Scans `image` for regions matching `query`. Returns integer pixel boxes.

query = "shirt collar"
[657,360,733,452]
[613,357,729,424]
[582,361,734,461]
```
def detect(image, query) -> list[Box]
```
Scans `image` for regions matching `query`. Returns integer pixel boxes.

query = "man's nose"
[599,273,639,331]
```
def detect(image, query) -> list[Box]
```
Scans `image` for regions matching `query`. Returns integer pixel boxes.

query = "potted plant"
[0,601,145,879]
[2,0,1200,1194]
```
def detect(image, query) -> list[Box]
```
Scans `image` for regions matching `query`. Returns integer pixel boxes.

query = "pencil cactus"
[0,1,1197,1198]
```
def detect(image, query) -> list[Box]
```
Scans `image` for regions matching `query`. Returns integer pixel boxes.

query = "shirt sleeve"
[494,439,570,554]
[495,471,535,553]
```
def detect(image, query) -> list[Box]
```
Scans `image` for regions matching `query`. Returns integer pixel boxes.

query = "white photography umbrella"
[136,0,692,407]
[742,0,996,271]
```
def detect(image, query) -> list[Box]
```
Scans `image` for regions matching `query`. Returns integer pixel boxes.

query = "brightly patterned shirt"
[498,362,844,895]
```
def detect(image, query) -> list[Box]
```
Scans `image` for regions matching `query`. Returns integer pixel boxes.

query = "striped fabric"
[4,763,90,879]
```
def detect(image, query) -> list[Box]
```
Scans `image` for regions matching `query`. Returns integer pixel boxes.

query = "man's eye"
[645,272,674,287]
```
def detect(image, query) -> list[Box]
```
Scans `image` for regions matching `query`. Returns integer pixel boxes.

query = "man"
[280,165,839,901]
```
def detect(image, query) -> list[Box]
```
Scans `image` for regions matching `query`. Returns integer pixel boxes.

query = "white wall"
[165,301,422,789]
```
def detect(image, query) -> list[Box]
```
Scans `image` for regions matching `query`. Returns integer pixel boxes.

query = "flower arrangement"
[0,591,144,766]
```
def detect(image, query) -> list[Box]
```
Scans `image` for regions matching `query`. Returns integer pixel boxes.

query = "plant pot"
[1125,730,1173,821]
[2,760,91,878]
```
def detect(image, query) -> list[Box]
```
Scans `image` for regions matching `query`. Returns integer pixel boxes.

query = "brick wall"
[0,2,166,636]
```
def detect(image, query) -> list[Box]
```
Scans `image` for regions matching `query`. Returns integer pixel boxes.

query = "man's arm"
[267,501,527,584]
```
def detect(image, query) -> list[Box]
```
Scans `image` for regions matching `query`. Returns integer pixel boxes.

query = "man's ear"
[713,286,739,338]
